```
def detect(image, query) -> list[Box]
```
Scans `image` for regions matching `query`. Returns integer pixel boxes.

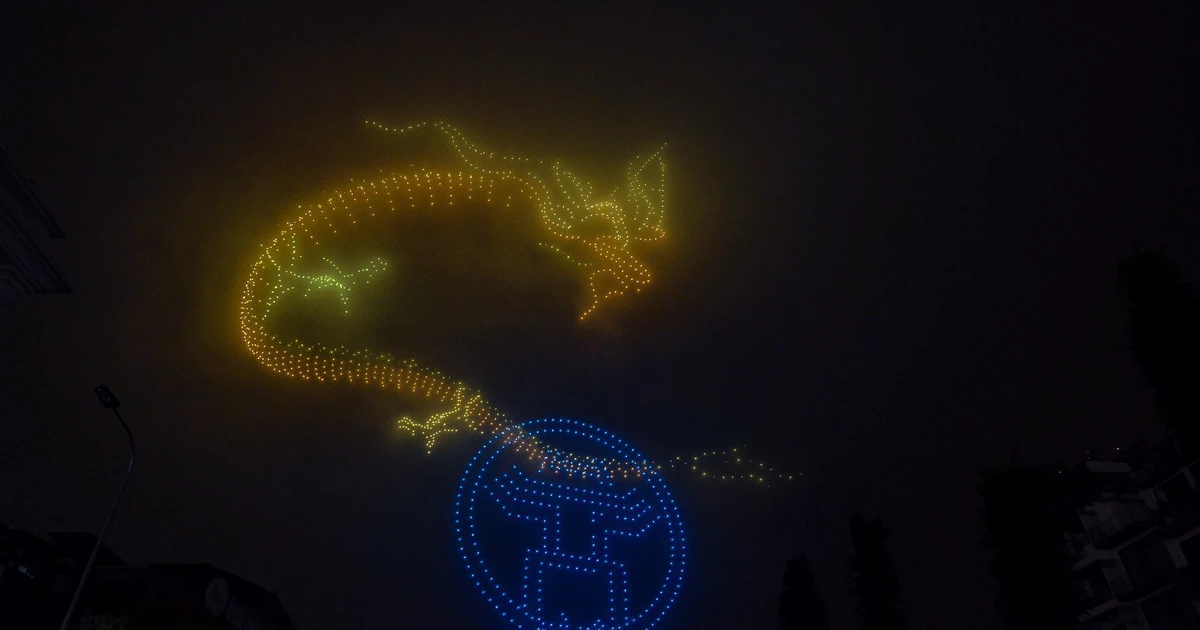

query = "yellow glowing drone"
[239,122,789,483]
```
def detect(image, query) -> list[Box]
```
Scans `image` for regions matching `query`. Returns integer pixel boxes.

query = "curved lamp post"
[59,386,135,630]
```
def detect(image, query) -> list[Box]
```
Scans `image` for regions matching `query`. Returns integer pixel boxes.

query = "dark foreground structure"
[1069,438,1200,630]
[1,523,296,630]
[0,144,70,306]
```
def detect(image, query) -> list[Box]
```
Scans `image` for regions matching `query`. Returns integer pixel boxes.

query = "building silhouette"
[1,523,296,630]
[1069,438,1200,629]
[0,143,70,307]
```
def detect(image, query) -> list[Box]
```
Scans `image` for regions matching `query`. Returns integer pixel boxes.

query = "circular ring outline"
[454,418,687,629]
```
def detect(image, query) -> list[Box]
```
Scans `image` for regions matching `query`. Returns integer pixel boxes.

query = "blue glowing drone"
[455,419,687,630]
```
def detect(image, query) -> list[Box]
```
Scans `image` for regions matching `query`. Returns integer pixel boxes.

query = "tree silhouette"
[979,460,1080,630]
[848,514,907,630]
[779,555,829,630]
[1121,252,1200,448]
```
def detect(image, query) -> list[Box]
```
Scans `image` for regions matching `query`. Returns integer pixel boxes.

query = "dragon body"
[239,122,790,484]
[240,122,664,478]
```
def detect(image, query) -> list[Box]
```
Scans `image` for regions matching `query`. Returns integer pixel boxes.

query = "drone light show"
[238,121,793,628]
[239,121,671,477]
[456,418,686,630]
[238,121,792,485]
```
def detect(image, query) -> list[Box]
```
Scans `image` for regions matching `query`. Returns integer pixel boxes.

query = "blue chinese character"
[455,419,687,630]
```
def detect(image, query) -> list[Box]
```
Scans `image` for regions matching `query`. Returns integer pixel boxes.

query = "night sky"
[3,3,1200,629]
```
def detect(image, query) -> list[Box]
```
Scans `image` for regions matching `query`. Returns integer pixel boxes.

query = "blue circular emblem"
[455,418,687,630]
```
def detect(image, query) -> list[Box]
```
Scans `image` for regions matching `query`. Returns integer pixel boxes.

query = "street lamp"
[59,386,136,630]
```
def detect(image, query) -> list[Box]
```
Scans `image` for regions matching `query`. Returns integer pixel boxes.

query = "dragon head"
[369,121,668,321]
[538,149,667,320]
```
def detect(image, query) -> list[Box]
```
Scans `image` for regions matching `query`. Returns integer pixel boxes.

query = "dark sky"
[3,2,1200,629]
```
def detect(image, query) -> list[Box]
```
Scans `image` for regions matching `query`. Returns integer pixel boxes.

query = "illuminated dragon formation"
[239,121,790,483]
